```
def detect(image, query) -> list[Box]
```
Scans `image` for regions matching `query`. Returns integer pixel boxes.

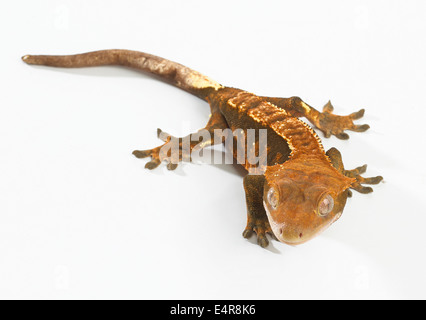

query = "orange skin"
[22,49,383,248]
[263,156,354,245]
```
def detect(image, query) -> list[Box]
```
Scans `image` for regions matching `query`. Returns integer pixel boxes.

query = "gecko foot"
[326,147,383,196]
[132,128,188,170]
[243,215,274,248]
[344,164,383,196]
[314,101,370,140]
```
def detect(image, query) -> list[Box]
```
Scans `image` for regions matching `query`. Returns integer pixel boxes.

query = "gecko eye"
[318,194,334,216]
[267,187,279,210]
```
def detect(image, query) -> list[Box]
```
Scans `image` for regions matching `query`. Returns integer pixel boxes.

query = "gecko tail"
[21,49,223,100]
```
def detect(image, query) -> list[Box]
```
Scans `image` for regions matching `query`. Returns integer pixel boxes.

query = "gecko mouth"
[263,201,343,245]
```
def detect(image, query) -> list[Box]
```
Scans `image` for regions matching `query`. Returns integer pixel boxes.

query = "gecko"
[22,49,383,248]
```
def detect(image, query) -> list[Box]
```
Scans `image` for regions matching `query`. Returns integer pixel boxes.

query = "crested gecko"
[22,49,383,248]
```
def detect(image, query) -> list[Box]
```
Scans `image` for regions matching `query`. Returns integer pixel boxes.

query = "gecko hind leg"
[133,110,229,170]
[326,147,383,196]
[133,128,207,171]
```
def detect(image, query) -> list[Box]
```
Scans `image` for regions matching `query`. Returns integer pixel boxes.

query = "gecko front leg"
[242,174,273,248]
[263,96,370,140]
[132,128,189,170]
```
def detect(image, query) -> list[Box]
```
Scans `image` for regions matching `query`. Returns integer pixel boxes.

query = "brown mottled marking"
[226,91,326,161]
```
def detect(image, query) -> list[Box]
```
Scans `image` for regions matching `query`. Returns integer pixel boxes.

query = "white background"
[0,0,425,299]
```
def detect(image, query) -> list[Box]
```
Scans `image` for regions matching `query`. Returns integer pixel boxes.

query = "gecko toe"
[145,159,161,170]
[322,100,334,113]
[157,128,174,142]
[133,150,151,158]
[359,175,383,185]
[349,109,365,120]
[356,164,368,174]
[352,124,370,132]
[166,162,178,170]
[353,185,374,194]
[345,164,367,176]
[242,228,254,239]
[257,233,269,248]
[336,132,350,140]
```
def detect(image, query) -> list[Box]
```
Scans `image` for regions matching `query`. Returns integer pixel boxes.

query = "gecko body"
[22,50,382,247]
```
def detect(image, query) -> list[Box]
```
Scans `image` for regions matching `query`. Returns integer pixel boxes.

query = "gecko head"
[263,157,354,245]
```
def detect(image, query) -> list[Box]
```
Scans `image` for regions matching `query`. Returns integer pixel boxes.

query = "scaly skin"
[22,49,383,248]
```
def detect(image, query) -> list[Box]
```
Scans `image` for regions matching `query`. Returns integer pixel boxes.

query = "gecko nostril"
[279,228,283,235]
[299,233,303,238]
